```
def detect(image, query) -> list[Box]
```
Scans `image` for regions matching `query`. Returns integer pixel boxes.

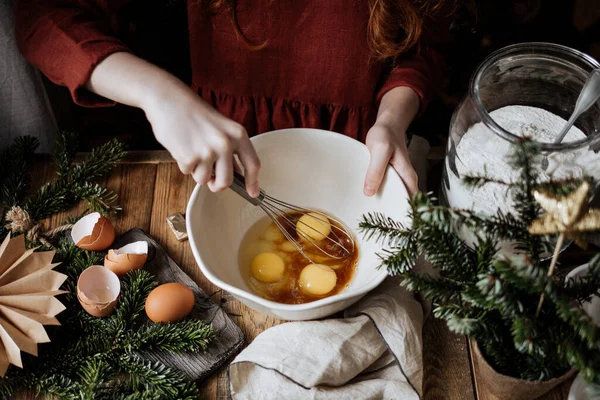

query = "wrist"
[376,86,420,133]
[140,71,191,113]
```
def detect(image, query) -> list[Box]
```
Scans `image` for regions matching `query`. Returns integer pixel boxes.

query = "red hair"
[367,0,455,60]
[206,0,456,60]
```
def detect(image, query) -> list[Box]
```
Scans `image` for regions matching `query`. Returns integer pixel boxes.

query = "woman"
[15,0,452,197]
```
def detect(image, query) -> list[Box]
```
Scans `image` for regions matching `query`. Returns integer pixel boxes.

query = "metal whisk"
[230,171,355,263]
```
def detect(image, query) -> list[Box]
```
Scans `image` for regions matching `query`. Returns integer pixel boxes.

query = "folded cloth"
[228,136,431,400]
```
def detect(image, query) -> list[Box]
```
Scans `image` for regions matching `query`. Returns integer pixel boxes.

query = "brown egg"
[104,241,148,277]
[71,212,115,251]
[145,283,195,323]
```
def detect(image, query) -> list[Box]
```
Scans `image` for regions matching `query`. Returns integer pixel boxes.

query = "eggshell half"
[145,283,195,323]
[77,265,120,317]
[104,241,148,277]
[72,213,115,251]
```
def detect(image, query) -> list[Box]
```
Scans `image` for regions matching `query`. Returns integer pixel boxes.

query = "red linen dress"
[15,0,447,141]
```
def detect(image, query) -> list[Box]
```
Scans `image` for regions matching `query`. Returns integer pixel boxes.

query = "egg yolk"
[280,241,297,252]
[262,223,285,242]
[251,252,285,283]
[296,213,332,241]
[298,264,337,295]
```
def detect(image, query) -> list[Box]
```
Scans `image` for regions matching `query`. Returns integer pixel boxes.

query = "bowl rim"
[186,128,408,311]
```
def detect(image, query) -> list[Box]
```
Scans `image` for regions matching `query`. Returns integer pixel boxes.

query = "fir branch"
[462,175,511,188]
[0,136,39,209]
[465,270,527,316]
[53,131,78,181]
[123,320,214,354]
[24,181,71,221]
[511,316,538,355]
[67,329,112,358]
[433,304,487,336]
[76,357,115,400]
[379,246,417,275]
[114,270,158,329]
[24,132,125,220]
[0,135,216,398]
[548,292,599,348]
[70,139,126,183]
[409,194,490,235]
[418,226,477,281]
[507,140,544,263]
[535,177,594,197]
[486,211,529,243]
[29,374,80,399]
[400,273,463,303]
[114,390,164,400]
[358,212,410,246]
[558,337,600,385]
[474,235,498,274]
[117,354,200,400]
[360,136,600,382]
[0,377,15,399]
[73,183,121,215]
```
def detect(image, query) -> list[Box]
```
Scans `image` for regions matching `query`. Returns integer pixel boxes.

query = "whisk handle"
[230,170,264,206]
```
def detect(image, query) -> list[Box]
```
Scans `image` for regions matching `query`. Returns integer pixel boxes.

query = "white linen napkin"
[228,136,431,400]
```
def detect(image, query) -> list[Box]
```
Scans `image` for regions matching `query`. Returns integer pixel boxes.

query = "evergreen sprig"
[0,238,214,399]
[0,136,40,237]
[124,321,214,354]
[360,139,600,384]
[23,132,125,221]
[0,134,214,398]
[118,354,199,399]
[0,136,39,210]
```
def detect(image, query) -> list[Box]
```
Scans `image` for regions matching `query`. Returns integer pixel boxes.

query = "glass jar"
[441,42,600,217]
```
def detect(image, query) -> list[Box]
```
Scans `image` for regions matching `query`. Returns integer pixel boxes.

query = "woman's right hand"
[142,85,261,197]
[85,52,261,197]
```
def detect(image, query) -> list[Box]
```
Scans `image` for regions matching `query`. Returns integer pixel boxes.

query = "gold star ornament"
[528,181,600,248]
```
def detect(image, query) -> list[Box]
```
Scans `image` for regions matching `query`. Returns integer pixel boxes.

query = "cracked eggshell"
[77,265,120,317]
[104,241,148,277]
[71,212,115,251]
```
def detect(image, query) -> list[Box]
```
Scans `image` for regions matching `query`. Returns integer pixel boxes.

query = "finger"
[364,144,393,196]
[207,153,234,192]
[192,161,214,186]
[233,155,243,172]
[177,158,197,175]
[391,151,419,196]
[236,137,261,198]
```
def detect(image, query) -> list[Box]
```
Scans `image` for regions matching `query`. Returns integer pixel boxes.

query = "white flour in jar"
[445,105,600,216]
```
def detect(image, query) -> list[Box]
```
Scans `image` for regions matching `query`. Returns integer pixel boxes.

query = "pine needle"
[360,138,600,383]
[0,134,211,398]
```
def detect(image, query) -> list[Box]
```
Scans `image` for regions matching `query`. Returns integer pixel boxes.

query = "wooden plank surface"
[18,153,574,400]
[422,317,475,400]
[148,163,285,398]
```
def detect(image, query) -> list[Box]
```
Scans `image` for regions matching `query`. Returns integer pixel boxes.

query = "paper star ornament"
[0,234,67,376]
[528,181,600,248]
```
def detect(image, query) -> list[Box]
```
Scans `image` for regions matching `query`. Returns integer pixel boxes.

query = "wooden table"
[27,151,575,399]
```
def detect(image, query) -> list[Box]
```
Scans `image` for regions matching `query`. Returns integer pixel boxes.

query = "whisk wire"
[231,171,355,263]
[261,193,354,260]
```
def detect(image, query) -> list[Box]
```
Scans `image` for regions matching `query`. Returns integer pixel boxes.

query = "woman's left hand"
[364,123,418,196]
[364,86,421,197]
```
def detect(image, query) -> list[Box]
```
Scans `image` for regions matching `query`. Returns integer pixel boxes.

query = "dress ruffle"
[196,85,377,141]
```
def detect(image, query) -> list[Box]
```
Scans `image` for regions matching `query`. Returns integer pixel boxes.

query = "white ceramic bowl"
[186,128,410,320]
